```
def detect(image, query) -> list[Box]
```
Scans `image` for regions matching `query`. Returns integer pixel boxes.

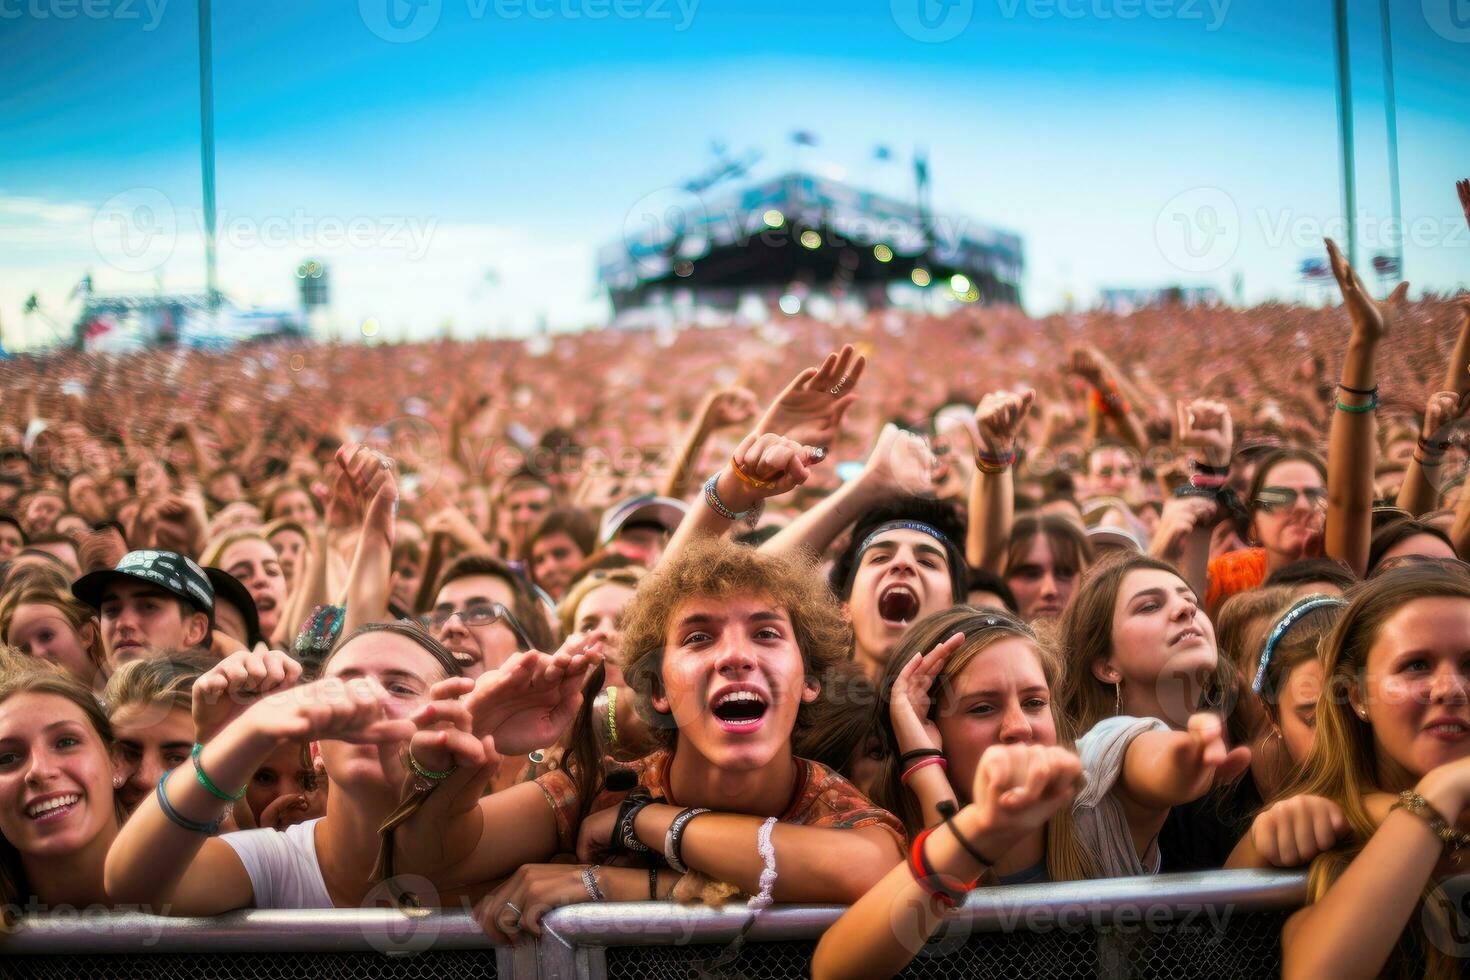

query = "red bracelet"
[901,756,948,786]
[1188,473,1227,490]
[908,826,977,908]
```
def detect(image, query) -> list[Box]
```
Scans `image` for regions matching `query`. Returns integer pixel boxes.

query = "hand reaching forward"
[193,646,303,743]
[756,344,866,447]
[970,744,1084,837]
[247,676,417,744]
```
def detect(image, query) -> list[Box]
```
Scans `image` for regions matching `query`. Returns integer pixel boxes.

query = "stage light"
[763,209,785,228]
[873,244,893,263]
[800,230,822,250]
[779,294,801,315]
[961,287,980,302]
[361,317,380,337]
[911,268,931,287]
[949,274,971,294]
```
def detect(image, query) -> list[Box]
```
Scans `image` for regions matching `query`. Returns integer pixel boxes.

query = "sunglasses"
[1253,486,1328,514]
[426,601,535,651]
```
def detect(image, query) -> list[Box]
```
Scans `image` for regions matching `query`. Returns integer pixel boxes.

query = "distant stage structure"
[598,170,1023,317]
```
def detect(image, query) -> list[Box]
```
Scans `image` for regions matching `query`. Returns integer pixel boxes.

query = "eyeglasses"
[1253,486,1328,513]
[426,602,535,651]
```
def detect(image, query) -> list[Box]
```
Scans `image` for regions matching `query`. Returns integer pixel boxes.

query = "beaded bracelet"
[703,474,755,522]
[191,743,246,802]
[156,773,224,836]
[581,865,606,903]
[407,749,456,793]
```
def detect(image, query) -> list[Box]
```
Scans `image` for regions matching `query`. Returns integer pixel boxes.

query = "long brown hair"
[1276,566,1470,979]
[1056,553,1240,738]
[0,651,119,929]
[868,606,1096,882]
[0,584,108,683]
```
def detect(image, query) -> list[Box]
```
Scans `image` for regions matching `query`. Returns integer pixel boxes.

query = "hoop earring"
[1114,680,1123,716]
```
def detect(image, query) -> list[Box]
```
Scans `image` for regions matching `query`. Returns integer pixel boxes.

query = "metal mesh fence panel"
[601,909,1288,980]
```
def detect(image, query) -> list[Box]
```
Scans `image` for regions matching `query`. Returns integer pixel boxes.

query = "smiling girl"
[0,653,125,926]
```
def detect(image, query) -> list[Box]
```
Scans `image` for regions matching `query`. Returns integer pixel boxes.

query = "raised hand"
[889,633,963,756]
[860,423,938,499]
[336,442,398,546]
[697,387,759,432]
[756,344,866,448]
[970,743,1083,837]
[193,647,303,743]
[1420,389,1469,451]
[975,388,1035,458]
[1325,238,1409,343]
[1148,495,1219,562]
[1175,398,1233,468]
[727,431,825,501]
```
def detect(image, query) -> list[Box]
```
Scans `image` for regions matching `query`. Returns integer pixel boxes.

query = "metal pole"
[1331,0,1357,271]
[1379,0,1404,284]
[198,0,219,310]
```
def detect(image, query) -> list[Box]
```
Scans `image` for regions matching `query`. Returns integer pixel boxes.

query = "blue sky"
[1,0,1467,346]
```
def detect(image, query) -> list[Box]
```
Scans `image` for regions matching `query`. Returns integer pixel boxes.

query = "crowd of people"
[3,199,1470,976]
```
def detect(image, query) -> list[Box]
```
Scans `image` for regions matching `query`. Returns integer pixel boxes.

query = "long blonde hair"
[1278,565,1470,979]
[869,606,1096,882]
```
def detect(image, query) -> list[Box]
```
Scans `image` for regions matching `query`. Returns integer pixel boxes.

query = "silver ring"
[502,901,522,922]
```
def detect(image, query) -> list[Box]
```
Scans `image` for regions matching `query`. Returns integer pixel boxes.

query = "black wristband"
[937,800,999,868]
[1191,460,1229,477]
[613,789,655,855]
[1336,381,1378,397]
[898,748,945,766]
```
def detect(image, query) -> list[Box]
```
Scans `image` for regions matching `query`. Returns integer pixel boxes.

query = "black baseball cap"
[73,549,215,624]
[204,566,262,648]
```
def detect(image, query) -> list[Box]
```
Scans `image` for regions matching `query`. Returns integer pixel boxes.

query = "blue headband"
[1252,594,1346,695]
[856,520,951,557]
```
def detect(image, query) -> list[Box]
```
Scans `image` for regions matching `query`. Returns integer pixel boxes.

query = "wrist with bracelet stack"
[1417,434,1452,467]
[703,473,763,525]
[975,448,1016,475]
[1335,382,1379,414]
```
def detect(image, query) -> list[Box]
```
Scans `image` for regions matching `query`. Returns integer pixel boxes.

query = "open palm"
[757,345,866,447]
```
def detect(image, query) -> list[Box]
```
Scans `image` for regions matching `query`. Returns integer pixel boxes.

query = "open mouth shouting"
[25,791,81,824]
[710,685,770,733]
[1169,627,1205,647]
[877,583,921,627]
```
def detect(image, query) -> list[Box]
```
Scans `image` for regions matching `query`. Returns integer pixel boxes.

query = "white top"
[220,817,334,909]
[1073,714,1170,878]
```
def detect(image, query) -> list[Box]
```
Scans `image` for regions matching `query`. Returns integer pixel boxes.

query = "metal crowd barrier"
[3,870,1306,980]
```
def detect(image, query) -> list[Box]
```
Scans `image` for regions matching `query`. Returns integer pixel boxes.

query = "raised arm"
[1324,238,1408,575]
[762,424,935,562]
[104,676,413,913]
[337,443,398,638]
[966,389,1032,573]
[811,745,1081,980]
[1397,388,1467,517]
[658,387,757,500]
